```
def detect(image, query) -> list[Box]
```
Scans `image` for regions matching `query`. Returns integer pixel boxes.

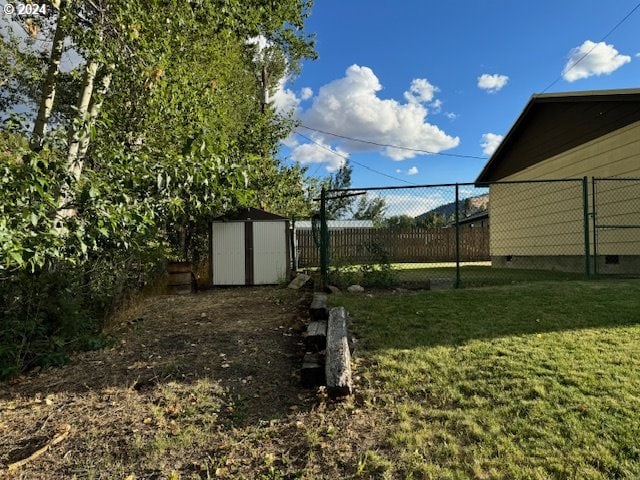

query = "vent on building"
[605,255,620,265]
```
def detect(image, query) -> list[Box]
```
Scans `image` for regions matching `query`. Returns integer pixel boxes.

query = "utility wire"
[299,124,487,160]
[296,3,640,168]
[294,131,417,185]
[541,1,640,93]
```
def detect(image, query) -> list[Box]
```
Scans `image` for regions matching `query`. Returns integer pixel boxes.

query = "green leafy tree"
[352,194,386,225]
[0,0,317,377]
[384,215,416,230]
[420,212,449,227]
[0,20,47,120]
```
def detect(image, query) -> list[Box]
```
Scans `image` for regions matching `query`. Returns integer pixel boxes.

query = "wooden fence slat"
[296,227,490,267]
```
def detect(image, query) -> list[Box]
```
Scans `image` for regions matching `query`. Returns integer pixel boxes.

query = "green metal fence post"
[582,176,591,277]
[320,187,329,287]
[591,177,598,275]
[455,184,461,288]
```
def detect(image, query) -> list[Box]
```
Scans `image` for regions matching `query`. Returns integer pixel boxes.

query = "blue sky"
[276,0,640,188]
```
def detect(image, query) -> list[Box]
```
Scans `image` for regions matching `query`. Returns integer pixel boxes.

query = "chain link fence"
[294,177,640,289]
[294,179,599,289]
[592,177,640,275]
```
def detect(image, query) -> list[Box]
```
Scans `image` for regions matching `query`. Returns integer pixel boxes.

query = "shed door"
[253,222,287,284]
[212,222,245,285]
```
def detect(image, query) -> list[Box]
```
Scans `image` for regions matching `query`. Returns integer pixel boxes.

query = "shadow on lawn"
[394,265,588,289]
[341,279,640,351]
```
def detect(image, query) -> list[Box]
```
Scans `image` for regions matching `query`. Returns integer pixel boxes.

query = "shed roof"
[212,207,288,222]
[295,219,374,229]
[475,88,640,183]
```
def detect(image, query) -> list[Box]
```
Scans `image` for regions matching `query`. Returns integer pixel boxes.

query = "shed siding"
[490,120,640,257]
[212,222,245,285]
[252,222,288,284]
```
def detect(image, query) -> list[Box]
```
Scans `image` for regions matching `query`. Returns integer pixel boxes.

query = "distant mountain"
[415,194,489,220]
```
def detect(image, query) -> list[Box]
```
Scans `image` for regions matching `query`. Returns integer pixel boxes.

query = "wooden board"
[305,320,327,351]
[310,292,329,321]
[325,307,353,397]
[301,352,325,387]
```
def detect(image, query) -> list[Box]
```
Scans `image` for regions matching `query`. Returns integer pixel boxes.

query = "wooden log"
[310,292,329,321]
[325,307,353,398]
[305,320,327,351]
[301,353,325,387]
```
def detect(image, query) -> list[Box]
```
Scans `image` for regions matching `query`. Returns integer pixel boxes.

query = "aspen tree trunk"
[260,64,269,114]
[56,61,100,226]
[77,68,113,161]
[67,60,98,180]
[30,0,66,151]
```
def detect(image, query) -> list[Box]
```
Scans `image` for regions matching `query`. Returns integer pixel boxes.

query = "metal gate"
[592,177,640,275]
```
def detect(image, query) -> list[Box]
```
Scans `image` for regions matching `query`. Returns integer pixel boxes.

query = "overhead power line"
[299,125,487,160]
[294,131,417,185]
[541,1,640,93]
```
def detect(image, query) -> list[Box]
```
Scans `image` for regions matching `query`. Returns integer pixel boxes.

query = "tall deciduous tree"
[2,0,318,377]
[353,195,386,224]
[3,0,317,270]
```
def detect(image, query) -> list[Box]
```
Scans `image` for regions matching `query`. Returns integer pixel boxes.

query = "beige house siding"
[490,120,640,258]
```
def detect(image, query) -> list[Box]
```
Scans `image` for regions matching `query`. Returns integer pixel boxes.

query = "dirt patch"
[0,288,308,474]
[0,287,391,479]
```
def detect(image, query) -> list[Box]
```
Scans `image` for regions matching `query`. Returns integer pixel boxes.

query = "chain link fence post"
[320,187,329,288]
[582,176,591,277]
[591,177,599,275]
[455,183,461,288]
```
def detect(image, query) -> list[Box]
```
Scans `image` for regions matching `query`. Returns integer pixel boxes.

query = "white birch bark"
[76,68,112,162]
[67,60,98,180]
[30,1,66,151]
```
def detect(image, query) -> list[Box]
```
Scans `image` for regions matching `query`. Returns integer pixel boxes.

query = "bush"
[0,247,166,379]
[328,242,396,288]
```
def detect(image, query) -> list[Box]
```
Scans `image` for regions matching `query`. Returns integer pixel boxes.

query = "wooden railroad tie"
[309,292,329,321]
[325,306,353,398]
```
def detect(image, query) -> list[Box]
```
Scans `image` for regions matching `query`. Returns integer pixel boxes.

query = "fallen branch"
[7,424,71,473]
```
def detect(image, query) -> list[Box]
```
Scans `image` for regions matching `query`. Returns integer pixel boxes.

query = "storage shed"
[209,208,291,286]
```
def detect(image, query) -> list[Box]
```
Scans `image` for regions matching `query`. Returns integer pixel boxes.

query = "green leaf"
[9,250,23,265]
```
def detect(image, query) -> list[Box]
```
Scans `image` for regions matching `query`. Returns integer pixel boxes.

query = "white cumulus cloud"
[404,78,439,104]
[562,40,631,82]
[407,166,419,175]
[270,83,313,115]
[430,99,443,113]
[477,73,509,93]
[481,133,504,156]
[300,65,459,163]
[271,77,300,115]
[290,137,347,172]
[300,87,313,100]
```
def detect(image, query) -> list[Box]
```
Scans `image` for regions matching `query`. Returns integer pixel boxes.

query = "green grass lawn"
[337,280,640,479]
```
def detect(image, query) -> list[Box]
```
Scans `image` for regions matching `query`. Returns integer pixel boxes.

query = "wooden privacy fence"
[296,227,490,267]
